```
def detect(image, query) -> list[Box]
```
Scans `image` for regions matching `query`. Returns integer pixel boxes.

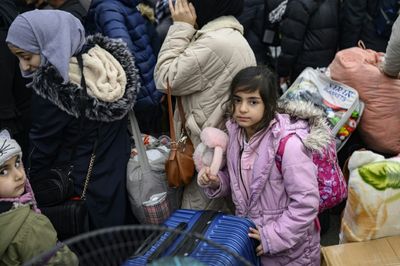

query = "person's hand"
[279,76,290,92]
[248,227,264,256]
[377,55,400,78]
[279,76,290,85]
[197,167,220,189]
[169,0,197,27]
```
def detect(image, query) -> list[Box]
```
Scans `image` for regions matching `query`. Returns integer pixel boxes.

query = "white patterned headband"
[0,130,22,167]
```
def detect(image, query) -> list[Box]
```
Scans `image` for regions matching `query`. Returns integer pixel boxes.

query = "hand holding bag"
[165,83,195,187]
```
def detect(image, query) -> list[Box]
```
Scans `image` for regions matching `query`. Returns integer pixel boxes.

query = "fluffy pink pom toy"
[193,127,229,177]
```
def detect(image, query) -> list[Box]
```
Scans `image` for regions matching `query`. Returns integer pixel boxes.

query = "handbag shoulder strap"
[77,53,99,200]
[66,53,88,168]
[177,97,187,134]
[128,111,151,172]
[166,82,188,142]
[275,133,294,174]
[167,82,176,142]
[80,129,99,200]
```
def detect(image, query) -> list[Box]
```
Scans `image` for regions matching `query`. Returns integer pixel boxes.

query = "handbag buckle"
[178,134,188,151]
[178,135,187,144]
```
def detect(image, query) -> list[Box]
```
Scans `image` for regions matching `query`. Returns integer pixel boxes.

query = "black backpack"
[373,0,400,38]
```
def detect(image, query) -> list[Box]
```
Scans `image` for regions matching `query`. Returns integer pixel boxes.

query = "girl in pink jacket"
[198,66,330,265]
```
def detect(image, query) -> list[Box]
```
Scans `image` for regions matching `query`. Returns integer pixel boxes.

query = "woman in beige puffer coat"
[154,0,256,211]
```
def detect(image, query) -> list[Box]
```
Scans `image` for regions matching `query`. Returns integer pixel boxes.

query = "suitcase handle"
[131,231,165,257]
[147,222,188,263]
[170,211,219,256]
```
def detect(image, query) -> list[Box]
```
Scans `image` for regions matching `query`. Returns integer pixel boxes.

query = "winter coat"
[155,16,256,147]
[277,0,340,80]
[238,0,270,64]
[203,98,333,265]
[0,204,78,265]
[28,34,138,229]
[58,0,87,23]
[87,0,163,134]
[154,15,255,211]
[340,0,389,52]
[0,0,31,157]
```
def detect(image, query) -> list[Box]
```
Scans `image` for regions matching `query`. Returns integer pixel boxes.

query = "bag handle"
[166,82,176,143]
[166,82,188,141]
[77,53,99,200]
[128,111,151,172]
[65,53,89,175]
[81,133,98,200]
[177,97,187,134]
[275,134,295,174]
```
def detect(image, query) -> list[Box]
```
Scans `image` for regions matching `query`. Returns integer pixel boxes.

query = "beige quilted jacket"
[155,16,256,148]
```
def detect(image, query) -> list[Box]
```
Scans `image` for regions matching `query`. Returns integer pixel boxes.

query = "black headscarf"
[0,0,18,29]
[190,0,244,29]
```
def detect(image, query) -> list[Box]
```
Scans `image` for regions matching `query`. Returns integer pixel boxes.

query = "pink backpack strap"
[275,133,321,232]
[275,133,295,174]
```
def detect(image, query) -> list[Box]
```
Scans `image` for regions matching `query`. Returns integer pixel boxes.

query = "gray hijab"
[6,9,86,84]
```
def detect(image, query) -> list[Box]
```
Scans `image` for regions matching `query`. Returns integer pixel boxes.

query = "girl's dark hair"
[226,66,278,132]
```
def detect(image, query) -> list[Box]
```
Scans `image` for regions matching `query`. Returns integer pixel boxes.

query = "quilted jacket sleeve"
[383,16,400,77]
[154,22,211,96]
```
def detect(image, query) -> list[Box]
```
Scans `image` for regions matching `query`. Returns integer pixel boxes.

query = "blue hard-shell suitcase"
[123,209,260,266]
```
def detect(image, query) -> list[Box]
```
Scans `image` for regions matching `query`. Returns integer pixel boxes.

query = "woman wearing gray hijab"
[154,0,256,211]
[6,10,140,233]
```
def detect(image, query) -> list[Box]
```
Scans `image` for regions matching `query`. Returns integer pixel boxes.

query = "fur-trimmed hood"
[277,98,333,152]
[29,34,140,122]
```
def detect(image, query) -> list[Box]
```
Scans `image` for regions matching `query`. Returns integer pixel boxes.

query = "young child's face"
[233,89,265,138]
[0,156,26,198]
[8,45,41,74]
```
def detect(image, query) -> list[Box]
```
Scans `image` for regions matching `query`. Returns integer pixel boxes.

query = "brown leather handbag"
[165,83,195,187]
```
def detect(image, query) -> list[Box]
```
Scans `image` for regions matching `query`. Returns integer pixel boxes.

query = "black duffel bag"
[30,164,91,240]
[40,199,89,241]
[30,166,75,207]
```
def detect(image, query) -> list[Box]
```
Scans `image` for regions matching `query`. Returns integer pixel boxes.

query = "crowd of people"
[0,0,398,265]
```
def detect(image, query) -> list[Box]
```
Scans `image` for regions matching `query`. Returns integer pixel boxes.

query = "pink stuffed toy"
[193,127,229,178]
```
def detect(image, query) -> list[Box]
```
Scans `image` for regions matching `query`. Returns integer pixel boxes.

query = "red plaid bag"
[143,192,171,225]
